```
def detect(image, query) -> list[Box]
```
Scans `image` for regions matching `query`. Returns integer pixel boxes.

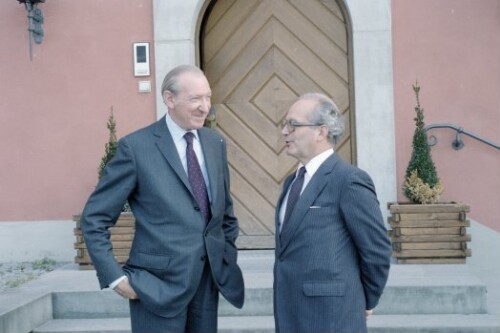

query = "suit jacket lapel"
[198,128,219,211]
[275,174,295,250]
[278,154,340,255]
[153,117,191,193]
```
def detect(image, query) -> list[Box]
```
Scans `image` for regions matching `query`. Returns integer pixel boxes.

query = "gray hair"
[160,65,205,96]
[301,93,345,144]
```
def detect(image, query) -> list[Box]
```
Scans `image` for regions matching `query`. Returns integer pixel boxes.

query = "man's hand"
[365,309,373,319]
[114,277,138,300]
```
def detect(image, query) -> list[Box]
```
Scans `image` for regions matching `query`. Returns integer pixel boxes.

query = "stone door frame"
[151,0,396,217]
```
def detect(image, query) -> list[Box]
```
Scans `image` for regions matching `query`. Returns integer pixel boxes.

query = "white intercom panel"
[133,42,150,77]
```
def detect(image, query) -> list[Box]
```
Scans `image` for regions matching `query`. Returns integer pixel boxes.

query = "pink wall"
[392,0,500,231]
[2,0,498,232]
[0,0,156,220]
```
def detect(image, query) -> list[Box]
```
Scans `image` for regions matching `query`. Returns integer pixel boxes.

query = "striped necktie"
[283,166,306,226]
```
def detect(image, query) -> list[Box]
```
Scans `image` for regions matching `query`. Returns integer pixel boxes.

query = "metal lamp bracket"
[18,0,46,61]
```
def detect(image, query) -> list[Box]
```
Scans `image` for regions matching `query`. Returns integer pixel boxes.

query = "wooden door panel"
[217,104,296,179]
[225,135,282,202]
[274,2,348,78]
[319,0,346,19]
[202,0,352,248]
[206,1,274,84]
[211,23,275,101]
[273,24,349,109]
[290,0,347,52]
[204,0,261,63]
[230,169,276,230]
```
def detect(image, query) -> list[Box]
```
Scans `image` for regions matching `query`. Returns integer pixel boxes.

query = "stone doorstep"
[0,293,52,333]
[32,315,500,333]
[51,279,488,319]
[50,264,489,318]
[0,253,496,333]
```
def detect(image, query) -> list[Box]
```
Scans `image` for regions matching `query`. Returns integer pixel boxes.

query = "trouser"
[129,262,219,333]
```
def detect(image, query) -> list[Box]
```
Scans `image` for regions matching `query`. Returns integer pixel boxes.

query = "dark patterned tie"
[283,166,306,226]
[184,132,211,223]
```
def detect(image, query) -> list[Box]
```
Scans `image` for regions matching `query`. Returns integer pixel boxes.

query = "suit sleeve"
[220,138,239,263]
[81,138,137,288]
[340,169,392,310]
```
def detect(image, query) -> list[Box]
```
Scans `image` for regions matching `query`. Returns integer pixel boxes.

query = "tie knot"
[297,166,306,178]
[184,132,195,145]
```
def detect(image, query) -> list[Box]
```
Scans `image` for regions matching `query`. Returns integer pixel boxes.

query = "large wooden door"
[201,0,353,248]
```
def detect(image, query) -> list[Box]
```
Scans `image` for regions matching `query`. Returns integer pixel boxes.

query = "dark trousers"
[129,263,219,333]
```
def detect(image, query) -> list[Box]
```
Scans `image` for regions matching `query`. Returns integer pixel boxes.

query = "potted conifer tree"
[73,108,135,268]
[388,83,471,264]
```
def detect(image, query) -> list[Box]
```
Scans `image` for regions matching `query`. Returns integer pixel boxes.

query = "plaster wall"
[0,221,74,262]
[0,0,156,221]
[0,0,396,222]
[392,0,500,231]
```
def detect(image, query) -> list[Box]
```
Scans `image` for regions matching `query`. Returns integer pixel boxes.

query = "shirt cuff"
[109,275,127,289]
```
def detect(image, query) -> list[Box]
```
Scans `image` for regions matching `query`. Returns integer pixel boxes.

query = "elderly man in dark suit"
[274,93,391,333]
[81,65,244,333]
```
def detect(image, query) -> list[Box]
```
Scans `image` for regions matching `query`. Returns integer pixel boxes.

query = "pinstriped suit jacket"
[81,117,244,321]
[273,153,391,333]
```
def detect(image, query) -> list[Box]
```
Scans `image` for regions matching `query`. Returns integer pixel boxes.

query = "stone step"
[49,252,488,318]
[32,314,500,333]
[3,250,498,333]
[224,251,490,316]
[52,267,488,319]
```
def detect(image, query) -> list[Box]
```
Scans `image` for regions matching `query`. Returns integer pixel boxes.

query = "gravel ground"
[0,258,67,292]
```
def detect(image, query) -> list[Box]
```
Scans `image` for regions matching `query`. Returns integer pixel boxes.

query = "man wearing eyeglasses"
[273,93,391,333]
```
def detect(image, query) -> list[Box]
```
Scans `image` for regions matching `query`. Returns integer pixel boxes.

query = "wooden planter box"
[387,202,471,264]
[73,212,135,269]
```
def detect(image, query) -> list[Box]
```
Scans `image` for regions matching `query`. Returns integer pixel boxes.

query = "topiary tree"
[98,107,131,212]
[403,82,443,204]
[98,107,118,179]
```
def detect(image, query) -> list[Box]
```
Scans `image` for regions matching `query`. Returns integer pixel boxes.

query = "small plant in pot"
[73,107,134,267]
[98,108,131,212]
[388,82,470,264]
[402,82,443,204]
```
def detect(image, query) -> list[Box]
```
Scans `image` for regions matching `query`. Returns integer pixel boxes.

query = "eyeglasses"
[281,119,324,133]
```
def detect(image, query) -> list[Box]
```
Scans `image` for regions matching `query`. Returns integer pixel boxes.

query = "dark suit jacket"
[273,153,391,333]
[81,116,244,318]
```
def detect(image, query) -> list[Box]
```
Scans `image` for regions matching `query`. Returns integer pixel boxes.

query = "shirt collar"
[299,148,334,177]
[165,112,200,143]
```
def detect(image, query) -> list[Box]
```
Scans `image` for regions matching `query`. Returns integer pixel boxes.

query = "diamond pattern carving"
[252,75,297,123]
[202,0,352,248]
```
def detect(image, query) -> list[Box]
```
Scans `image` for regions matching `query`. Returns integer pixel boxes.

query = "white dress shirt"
[278,148,334,232]
[164,112,211,200]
